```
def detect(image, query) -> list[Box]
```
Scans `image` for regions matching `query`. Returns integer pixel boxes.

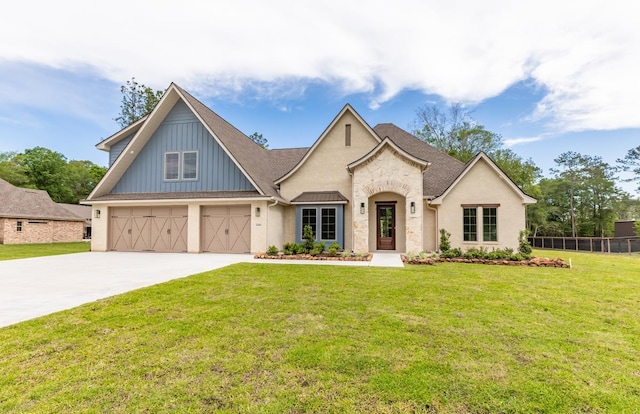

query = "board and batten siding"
[112,100,255,193]
[109,133,134,166]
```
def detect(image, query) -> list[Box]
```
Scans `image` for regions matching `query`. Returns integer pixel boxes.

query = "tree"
[14,147,72,202]
[551,152,585,237]
[248,132,269,149]
[617,145,640,194]
[114,77,164,128]
[66,160,108,203]
[413,103,503,162]
[0,151,30,187]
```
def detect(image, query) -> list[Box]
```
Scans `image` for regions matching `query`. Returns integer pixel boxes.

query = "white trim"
[291,200,348,205]
[85,197,274,206]
[164,152,180,181]
[182,151,198,180]
[347,137,430,173]
[95,116,147,151]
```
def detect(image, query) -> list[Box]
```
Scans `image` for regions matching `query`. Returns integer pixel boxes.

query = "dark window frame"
[320,207,337,241]
[463,207,477,241]
[483,207,498,242]
[301,208,317,239]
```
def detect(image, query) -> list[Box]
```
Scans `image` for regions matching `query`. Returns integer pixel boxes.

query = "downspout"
[425,199,438,252]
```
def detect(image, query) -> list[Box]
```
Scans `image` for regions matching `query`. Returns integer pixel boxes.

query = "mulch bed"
[254,253,373,261]
[402,255,569,268]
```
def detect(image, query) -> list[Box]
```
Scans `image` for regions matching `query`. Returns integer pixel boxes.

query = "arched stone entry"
[368,192,406,252]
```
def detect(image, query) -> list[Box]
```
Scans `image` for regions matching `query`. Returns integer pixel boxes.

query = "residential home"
[84,83,536,253]
[59,203,93,239]
[0,178,84,244]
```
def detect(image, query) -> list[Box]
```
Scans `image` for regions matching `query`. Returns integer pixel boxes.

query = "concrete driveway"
[0,252,254,328]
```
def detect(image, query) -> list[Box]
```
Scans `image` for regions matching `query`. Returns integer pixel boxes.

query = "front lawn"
[0,242,90,261]
[0,250,638,412]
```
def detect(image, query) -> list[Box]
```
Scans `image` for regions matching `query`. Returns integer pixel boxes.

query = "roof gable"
[347,137,430,173]
[430,152,537,205]
[274,104,381,184]
[88,84,278,201]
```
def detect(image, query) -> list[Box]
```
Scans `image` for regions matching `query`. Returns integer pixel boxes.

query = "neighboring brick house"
[0,178,84,244]
[59,203,93,239]
[85,83,536,254]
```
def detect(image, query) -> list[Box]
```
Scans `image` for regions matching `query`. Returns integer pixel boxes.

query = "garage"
[109,206,188,252]
[201,205,251,253]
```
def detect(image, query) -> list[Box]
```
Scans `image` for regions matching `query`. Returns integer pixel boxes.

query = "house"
[59,203,93,239]
[0,178,84,244]
[84,83,536,254]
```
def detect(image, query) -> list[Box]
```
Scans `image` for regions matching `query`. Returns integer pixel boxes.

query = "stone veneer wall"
[351,146,424,253]
[1,218,83,244]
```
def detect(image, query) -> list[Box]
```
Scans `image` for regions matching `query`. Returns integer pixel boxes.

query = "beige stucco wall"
[90,206,108,251]
[423,204,437,252]
[435,158,526,250]
[267,203,285,250]
[351,145,424,253]
[278,111,379,248]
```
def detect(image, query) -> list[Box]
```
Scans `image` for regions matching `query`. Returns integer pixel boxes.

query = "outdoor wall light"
[255,207,261,217]
[360,202,365,214]
[94,209,101,219]
[410,201,416,214]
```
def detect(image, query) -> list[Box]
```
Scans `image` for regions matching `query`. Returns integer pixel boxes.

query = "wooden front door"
[376,204,396,250]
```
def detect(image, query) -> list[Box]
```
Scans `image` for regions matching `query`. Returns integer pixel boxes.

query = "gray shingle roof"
[291,191,349,204]
[0,179,83,221]
[373,124,466,197]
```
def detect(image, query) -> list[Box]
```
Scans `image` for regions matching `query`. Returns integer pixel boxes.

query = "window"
[483,207,497,241]
[182,151,198,180]
[345,124,351,146]
[16,221,22,232]
[164,152,179,180]
[463,208,477,241]
[321,208,336,240]
[301,208,317,238]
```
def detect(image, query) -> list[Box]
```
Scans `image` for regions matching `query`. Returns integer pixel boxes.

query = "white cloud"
[1,0,639,132]
[504,136,548,147]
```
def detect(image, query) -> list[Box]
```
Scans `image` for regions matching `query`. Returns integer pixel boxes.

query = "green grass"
[0,250,638,413]
[0,242,90,261]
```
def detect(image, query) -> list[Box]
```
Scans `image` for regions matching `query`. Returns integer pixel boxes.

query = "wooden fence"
[528,237,640,254]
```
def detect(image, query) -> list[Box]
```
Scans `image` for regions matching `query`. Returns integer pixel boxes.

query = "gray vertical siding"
[112,100,255,193]
[109,134,134,166]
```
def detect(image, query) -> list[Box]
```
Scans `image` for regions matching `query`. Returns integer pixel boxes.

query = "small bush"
[328,242,340,257]
[283,242,298,255]
[302,225,315,253]
[309,247,322,256]
[463,247,488,259]
[341,250,351,257]
[441,248,462,258]
[518,230,532,258]
[266,245,279,256]
[313,242,326,253]
[439,229,451,252]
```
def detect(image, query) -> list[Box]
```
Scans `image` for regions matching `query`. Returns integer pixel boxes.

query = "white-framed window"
[182,151,198,180]
[164,152,180,181]
[16,221,22,232]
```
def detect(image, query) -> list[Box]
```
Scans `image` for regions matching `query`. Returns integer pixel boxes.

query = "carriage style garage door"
[109,206,188,252]
[201,205,251,253]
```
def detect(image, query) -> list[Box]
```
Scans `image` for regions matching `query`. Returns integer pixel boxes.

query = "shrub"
[463,247,488,259]
[266,245,279,256]
[302,225,315,253]
[309,247,322,256]
[283,242,298,255]
[341,250,351,257]
[439,229,451,252]
[328,242,340,257]
[518,230,532,258]
[440,248,462,258]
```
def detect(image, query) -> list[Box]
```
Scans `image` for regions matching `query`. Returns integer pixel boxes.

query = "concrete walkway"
[0,251,405,328]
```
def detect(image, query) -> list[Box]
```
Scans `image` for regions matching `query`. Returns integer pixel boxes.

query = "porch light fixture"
[94,209,101,219]
[410,201,415,214]
[255,207,261,217]
[360,202,365,214]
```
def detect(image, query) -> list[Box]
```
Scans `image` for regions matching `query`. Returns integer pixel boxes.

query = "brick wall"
[0,218,83,244]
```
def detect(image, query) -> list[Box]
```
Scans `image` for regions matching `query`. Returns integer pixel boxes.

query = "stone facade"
[351,144,425,253]
[0,218,84,244]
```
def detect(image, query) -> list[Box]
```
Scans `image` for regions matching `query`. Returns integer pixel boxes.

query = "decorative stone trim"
[402,255,569,268]
[255,253,372,262]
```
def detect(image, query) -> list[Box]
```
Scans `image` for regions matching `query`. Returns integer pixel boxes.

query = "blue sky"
[0,1,638,195]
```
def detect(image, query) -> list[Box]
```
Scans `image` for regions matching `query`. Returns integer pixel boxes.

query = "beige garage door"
[109,206,188,252]
[201,205,251,253]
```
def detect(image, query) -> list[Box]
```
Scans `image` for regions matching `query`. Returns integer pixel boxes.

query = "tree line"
[413,103,640,238]
[0,147,106,204]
